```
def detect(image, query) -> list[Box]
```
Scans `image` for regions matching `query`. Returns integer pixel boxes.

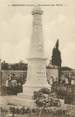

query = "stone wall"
[0,68,59,86]
[46,67,59,84]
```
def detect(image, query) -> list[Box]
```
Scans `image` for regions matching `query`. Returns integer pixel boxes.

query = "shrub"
[33,88,61,108]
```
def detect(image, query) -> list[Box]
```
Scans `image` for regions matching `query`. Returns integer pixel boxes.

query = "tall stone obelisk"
[19,5,50,105]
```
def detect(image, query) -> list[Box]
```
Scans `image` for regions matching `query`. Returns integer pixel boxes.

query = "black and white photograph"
[0,0,75,117]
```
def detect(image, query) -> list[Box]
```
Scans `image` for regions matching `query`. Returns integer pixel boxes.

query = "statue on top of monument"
[51,39,62,67]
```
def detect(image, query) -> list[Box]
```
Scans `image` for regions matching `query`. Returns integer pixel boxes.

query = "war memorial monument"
[17,5,50,106]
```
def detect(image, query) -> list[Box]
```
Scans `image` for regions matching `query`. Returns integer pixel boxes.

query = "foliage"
[33,88,61,108]
[1,104,75,117]
[51,40,62,66]
[51,82,66,99]
[2,73,25,95]
[1,60,28,70]
[51,82,75,104]
[33,88,51,100]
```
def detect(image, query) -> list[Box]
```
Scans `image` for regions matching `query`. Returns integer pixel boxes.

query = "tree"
[51,40,62,67]
[1,60,9,70]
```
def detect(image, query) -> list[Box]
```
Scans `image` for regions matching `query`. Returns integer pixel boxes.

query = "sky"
[0,0,75,68]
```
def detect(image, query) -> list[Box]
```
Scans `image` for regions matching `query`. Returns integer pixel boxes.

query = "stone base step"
[0,96,36,107]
